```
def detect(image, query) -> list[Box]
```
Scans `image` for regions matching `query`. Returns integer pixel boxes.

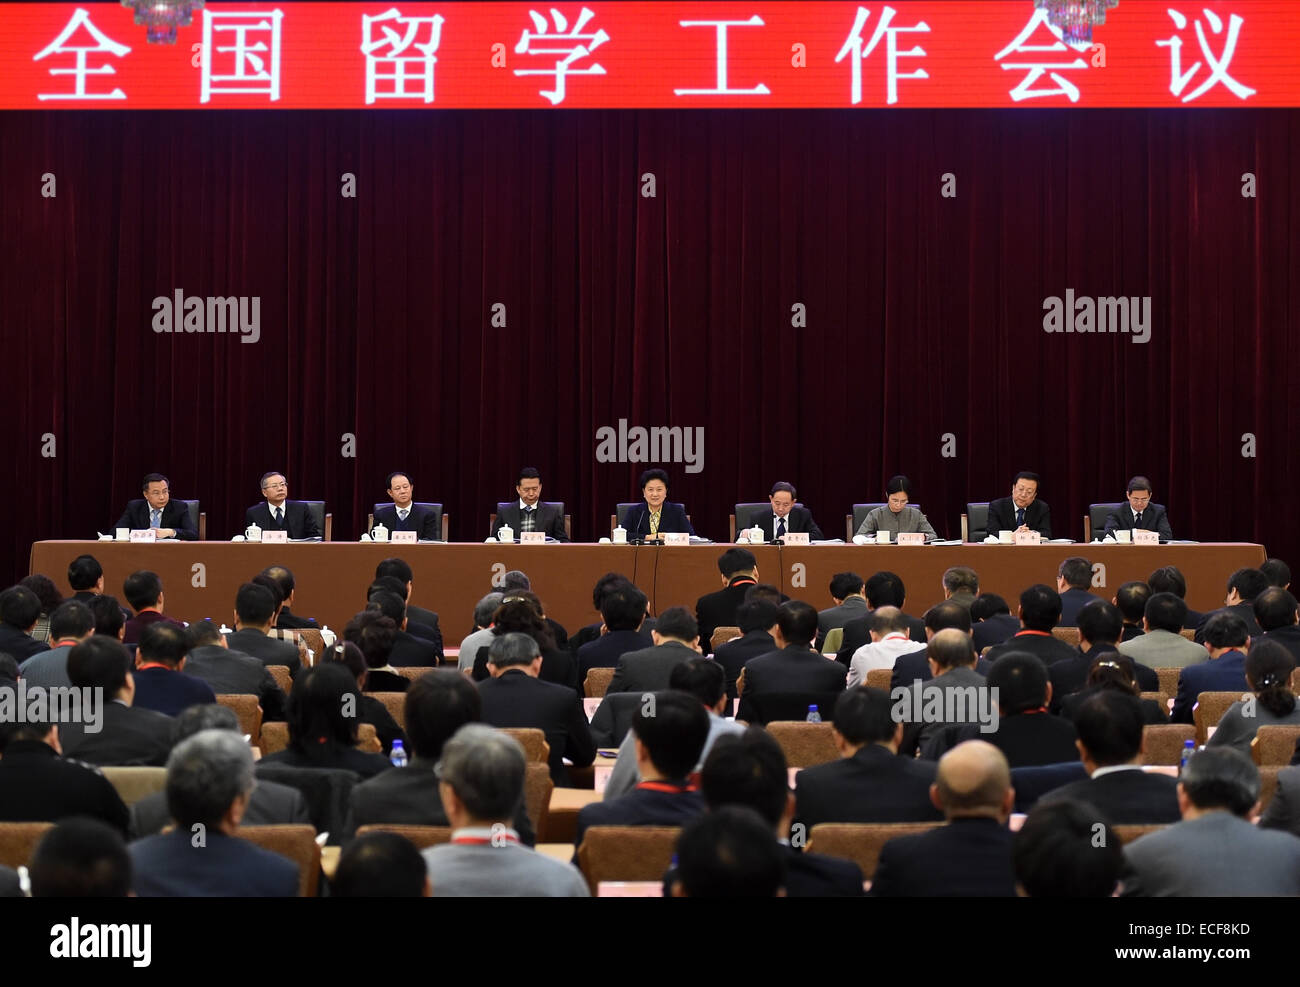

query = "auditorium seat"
[1178,629,1196,641]
[1141,724,1196,765]
[267,665,293,696]
[710,626,741,652]
[1259,765,1281,812]
[367,692,406,730]
[215,694,263,748]
[584,667,615,698]
[523,763,554,837]
[499,727,550,764]
[354,824,452,850]
[1085,503,1123,542]
[766,722,839,768]
[962,503,990,542]
[395,666,437,683]
[1114,824,1166,846]
[0,821,53,870]
[821,627,844,656]
[865,669,892,691]
[237,825,320,896]
[808,822,943,877]
[1155,667,1182,699]
[259,721,379,756]
[1051,627,1081,646]
[576,825,680,894]
[100,766,168,807]
[1252,726,1300,766]
[301,501,331,541]
[1194,691,1250,745]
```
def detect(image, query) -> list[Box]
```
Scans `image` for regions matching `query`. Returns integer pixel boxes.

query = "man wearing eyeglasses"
[244,472,321,539]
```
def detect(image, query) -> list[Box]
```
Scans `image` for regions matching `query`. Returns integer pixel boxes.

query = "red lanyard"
[450,834,519,846]
[636,781,696,793]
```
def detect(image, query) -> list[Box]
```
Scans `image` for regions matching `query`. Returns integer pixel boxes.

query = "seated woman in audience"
[473,595,576,690]
[343,609,410,693]
[259,661,393,777]
[1058,652,1168,725]
[1207,640,1300,756]
[19,574,62,645]
[621,468,695,541]
[326,640,406,757]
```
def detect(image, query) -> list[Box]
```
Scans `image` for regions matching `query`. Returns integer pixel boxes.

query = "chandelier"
[1035,0,1119,48]
[120,0,204,44]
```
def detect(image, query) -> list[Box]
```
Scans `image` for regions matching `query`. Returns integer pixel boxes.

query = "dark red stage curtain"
[2,109,1296,585]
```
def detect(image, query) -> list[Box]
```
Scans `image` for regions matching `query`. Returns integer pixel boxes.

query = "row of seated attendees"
[2,549,1299,896]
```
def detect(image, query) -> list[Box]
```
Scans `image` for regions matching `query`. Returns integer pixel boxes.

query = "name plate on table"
[261,530,289,544]
[782,531,810,545]
[1014,530,1042,545]
[1133,529,1160,545]
[391,530,417,544]
[662,532,690,546]
[520,530,547,544]
[129,529,157,543]
[897,532,926,546]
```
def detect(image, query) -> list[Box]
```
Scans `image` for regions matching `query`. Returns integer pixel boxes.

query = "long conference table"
[30,541,1267,637]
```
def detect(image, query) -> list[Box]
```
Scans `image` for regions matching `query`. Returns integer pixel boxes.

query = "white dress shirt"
[848,632,928,687]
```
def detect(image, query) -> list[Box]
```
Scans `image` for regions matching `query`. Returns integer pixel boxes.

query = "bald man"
[869,741,1017,896]
[896,628,994,759]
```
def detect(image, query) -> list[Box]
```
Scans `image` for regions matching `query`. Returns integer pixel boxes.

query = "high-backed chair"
[710,626,742,652]
[260,722,379,756]
[1086,503,1123,542]
[1155,667,1182,699]
[177,499,205,540]
[100,766,168,807]
[367,692,407,730]
[492,503,570,540]
[808,822,943,877]
[370,502,446,541]
[583,667,616,698]
[611,502,690,535]
[865,668,892,691]
[1253,725,1300,766]
[0,822,54,870]
[766,721,839,768]
[266,665,294,696]
[300,501,331,541]
[1140,724,1196,765]
[522,763,554,837]
[395,666,437,683]
[1193,691,1250,745]
[215,694,263,747]
[731,503,769,541]
[499,727,550,764]
[237,825,321,896]
[1050,626,1082,646]
[1113,824,1167,846]
[577,826,681,894]
[847,503,886,541]
[354,824,453,850]
[962,503,990,542]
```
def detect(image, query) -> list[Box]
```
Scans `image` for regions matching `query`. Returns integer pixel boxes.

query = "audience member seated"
[0,585,46,662]
[30,818,133,898]
[1056,557,1104,627]
[1041,691,1180,823]
[332,831,429,897]
[1115,581,1150,642]
[669,806,788,898]
[183,619,287,721]
[343,609,409,693]
[366,588,440,668]
[1260,760,1300,838]
[834,572,927,666]
[1206,640,1300,756]
[1012,800,1123,897]
[1049,601,1158,712]
[63,636,172,767]
[571,573,640,653]
[943,653,1079,767]
[970,593,1019,652]
[1171,611,1251,724]
[472,594,575,689]
[1195,567,1267,644]
[457,592,503,673]
[1122,748,1300,896]
[815,572,869,652]
[794,686,942,829]
[129,728,300,896]
[1255,587,1300,665]
[20,573,61,645]
[1118,592,1205,669]
[897,630,990,759]
[228,582,301,675]
[890,601,984,693]
[258,663,392,779]
[737,601,847,725]
[846,606,926,688]
[870,740,1016,897]
[121,570,185,646]
[985,585,1078,667]
[695,548,762,650]
[89,594,127,641]
[374,558,444,658]
[1058,653,1169,725]
[131,623,216,717]
[423,725,588,897]
[18,600,94,690]
[259,565,318,629]
[606,606,699,694]
[713,597,781,700]
[496,572,570,651]
[1149,565,1202,629]
[1261,558,1292,590]
[327,641,405,756]
[577,584,653,679]
[67,554,107,608]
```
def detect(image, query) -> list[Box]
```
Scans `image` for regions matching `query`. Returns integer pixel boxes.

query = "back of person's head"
[601,585,648,632]
[1203,611,1249,651]
[718,548,757,578]
[591,572,631,610]
[1013,800,1122,897]
[869,606,910,636]
[500,570,531,592]
[1078,601,1123,647]
[829,572,865,599]
[375,557,414,586]
[776,601,818,648]
[439,723,526,822]
[138,622,188,667]
[673,806,786,898]
[1181,748,1260,817]
[970,593,1011,622]
[170,702,241,747]
[654,607,698,644]
[250,573,284,610]
[488,631,541,670]
[924,600,972,635]
[48,600,94,641]
[1074,691,1144,766]
[491,597,556,651]
[1227,567,1268,603]
[1253,587,1299,633]
[668,657,726,708]
[367,589,407,626]
[89,595,126,639]
[1058,557,1092,591]
[67,554,104,592]
[185,619,224,651]
[286,663,361,750]
[332,832,427,897]
[736,598,780,635]
[369,575,408,601]
[934,741,1011,816]
[67,636,130,694]
[20,574,62,613]
[0,586,41,630]
[1115,581,1150,623]
[942,566,979,597]
[832,686,896,746]
[1086,653,1140,696]
[235,582,276,626]
[864,571,906,609]
[743,584,784,606]
[259,565,295,600]
[326,640,368,684]
[985,652,1049,714]
[1144,592,1188,634]
[344,609,398,668]
[405,670,481,760]
[927,627,975,669]
[29,819,131,897]
[473,592,505,628]
[699,728,788,826]
[123,570,163,612]
[1148,565,1188,599]
[1019,584,1062,632]
[166,728,256,828]
[1245,639,1297,718]
[1261,558,1292,589]
[632,690,710,779]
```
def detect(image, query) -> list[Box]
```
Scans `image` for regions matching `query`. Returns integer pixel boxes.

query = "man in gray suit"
[181,620,287,722]
[1122,748,1300,896]
[898,630,994,759]
[815,572,869,651]
[226,583,301,675]
[606,607,700,694]
[19,601,94,690]
[1118,593,1206,669]
[855,475,939,542]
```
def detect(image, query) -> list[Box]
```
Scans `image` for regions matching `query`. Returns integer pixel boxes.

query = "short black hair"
[669,658,726,708]
[1058,557,1092,591]
[1115,581,1150,623]
[48,600,94,641]
[591,572,632,610]
[1261,558,1292,589]
[1074,690,1144,766]
[235,582,276,625]
[743,584,784,605]
[639,468,670,490]
[20,574,62,612]
[30,819,131,898]
[142,472,169,489]
[385,471,411,489]
[769,481,796,497]
[1227,567,1268,603]
[736,598,780,635]
[1013,800,1121,897]
[885,475,911,496]
[344,609,398,668]
[1147,566,1187,599]
[1125,475,1152,494]
[67,554,104,592]
[251,573,284,609]
[986,652,1049,714]
[185,619,224,650]
[717,548,756,577]
[375,557,414,585]
[0,586,41,630]
[67,636,131,694]
[655,606,698,643]
[1077,600,1122,647]
[776,601,819,648]
[1144,592,1188,634]
[675,806,786,898]
[369,576,408,600]
[1254,587,1299,633]
[138,623,188,667]
[405,670,481,760]
[631,691,710,779]
[1203,611,1249,650]
[970,593,1011,621]
[832,687,897,746]
[924,600,972,634]
[333,832,426,897]
[88,595,125,639]
[1013,471,1041,486]
[517,466,541,484]
[1019,584,1062,632]
[123,570,163,612]
[367,590,407,626]
[600,585,647,632]
[699,728,788,826]
[829,572,865,600]
[864,571,906,608]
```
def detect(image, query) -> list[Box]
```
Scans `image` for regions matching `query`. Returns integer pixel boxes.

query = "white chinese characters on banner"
[361,8,446,104]
[835,5,930,106]
[513,7,609,105]
[1156,8,1255,103]
[994,9,1089,102]
[201,9,284,103]
[33,7,131,101]
[674,15,770,97]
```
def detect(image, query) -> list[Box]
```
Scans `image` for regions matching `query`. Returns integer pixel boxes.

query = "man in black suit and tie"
[870,740,1017,896]
[986,584,1082,667]
[737,601,847,725]
[0,586,46,662]
[986,470,1051,539]
[888,601,994,694]
[1194,567,1267,645]
[374,558,444,659]
[971,593,1020,652]
[1115,581,1149,642]
[491,467,569,542]
[1049,601,1158,712]
[1171,611,1250,724]
[1102,475,1174,542]
[744,481,825,542]
[621,468,695,541]
[66,554,106,607]
[226,582,301,676]
[244,471,320,539]
[1256,587,1300,664]
[1149,565,1203,630]
[577,585,653,678]
[695,548,761,651]
[1056,557,1104,627]
[794,686,942,830]
[112,472,198,540]
[1042,691,1182,823]
[607,607,700,694]
[62,636,173,767]
[0,719,130,835]
[833,571,927,667]
[714,599,780,700]
[372,471,441,540]
[946,653,1079,767]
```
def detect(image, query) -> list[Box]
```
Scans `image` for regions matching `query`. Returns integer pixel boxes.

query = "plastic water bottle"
[1179,739,1195,772]
[390,739,408,768]
[806,705,822,723]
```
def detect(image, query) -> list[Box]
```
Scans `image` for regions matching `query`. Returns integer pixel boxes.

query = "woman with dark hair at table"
[620,469,695,541]
[259,661,392,777]
[1058,651,1169,725]
[1207,640,1300,756]
[473,595,576,690]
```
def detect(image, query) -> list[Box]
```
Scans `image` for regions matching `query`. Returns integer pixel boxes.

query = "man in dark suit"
[888,601,994,694]
[815,572,868,652]
[374,558,444,658]
[1195,567,1267,645]
[227,582,301,675]
[621,468,695,541]
[945,653,1079,766]
[67,554,106,607]
[62,636,173,767]
[607,606,699,694]
[0,720,130,835]
[112,472,198,540]
[1048,601,1158,712]
[1041,691,1181,822]
[0,585,50,662]
[870,740,1017,896]
[987,584,1084,667]
[1114,581,1149,642]
[986,470,1051,539]
[737,602,847,725]
[696,548,762,650]
[794,686,942,829]
[1102,475,1174,542]
[129,729,300,896]
[713,599,780,701]
[491,466,568,541]
[834,571,927,667]
[1171,611,1250,724]
[367,589,440,668]
[1149,565,1203,630]
[259,565,318,630]
[131,623,216,718]
[577,585,652,678]
[1056,557,1104,627]
[744,481,825,542]
[970,593,1020,652]
[121,570,186,646]
[1256,587,1300,664]
[243,471,321,539]
[372,471,441,540]
[478,633,595,784]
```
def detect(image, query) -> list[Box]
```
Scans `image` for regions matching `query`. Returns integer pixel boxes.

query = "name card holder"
[262,530,289,544]
[1013,530,1042,545]
[782,531,810,545]
[662,532,690,546]
[1133,530,1159,545]
[129,529,157,543]
[520,531,546,544]
[897,532,926,546]
[391,530,417,544]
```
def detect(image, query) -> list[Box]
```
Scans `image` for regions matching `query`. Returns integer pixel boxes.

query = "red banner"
[0,1,1292,109]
